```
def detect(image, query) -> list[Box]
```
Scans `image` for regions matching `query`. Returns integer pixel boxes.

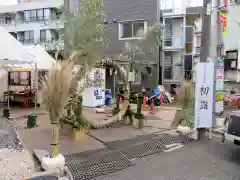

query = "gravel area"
[0,148,35,180]
[0,117,35,180]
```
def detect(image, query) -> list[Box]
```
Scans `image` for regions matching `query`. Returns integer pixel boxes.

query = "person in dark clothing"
[145,88,152,107]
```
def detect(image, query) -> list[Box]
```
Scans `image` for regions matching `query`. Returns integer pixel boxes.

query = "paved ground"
[7,105,177,154]
[3,106,240,180]
[93,136,240,180]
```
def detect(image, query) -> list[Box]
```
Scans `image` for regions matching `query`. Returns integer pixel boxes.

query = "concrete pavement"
[93,136,240,180]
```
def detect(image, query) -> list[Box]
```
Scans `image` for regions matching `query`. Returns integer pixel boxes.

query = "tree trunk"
[50,123,60,158]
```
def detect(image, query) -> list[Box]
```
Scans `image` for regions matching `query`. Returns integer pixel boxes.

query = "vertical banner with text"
[195,62,214,128]
[215,60,224,113]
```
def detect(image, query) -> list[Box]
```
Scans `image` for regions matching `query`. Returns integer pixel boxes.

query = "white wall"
[224,4,240,51]
[160,0,203,10]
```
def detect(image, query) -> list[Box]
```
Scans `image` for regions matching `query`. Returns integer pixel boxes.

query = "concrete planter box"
[72,128,85,141]
[132,118,145,129]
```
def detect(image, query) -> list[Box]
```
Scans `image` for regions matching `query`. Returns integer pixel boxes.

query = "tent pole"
[34,62,38,108]
[7,68,9,109]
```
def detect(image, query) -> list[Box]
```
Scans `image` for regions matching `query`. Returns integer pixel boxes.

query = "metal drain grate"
[107,134,194,159]
[27,176,58,180]
[118,138,167,159]
[105,134,159,149]
[65,148,110,164]
[66,150,134,180]
[171,134,194,144]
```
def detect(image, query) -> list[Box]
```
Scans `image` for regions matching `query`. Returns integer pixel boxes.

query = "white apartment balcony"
[0,3,63,32]
[0,15,64,33]
[162,17,185,51]
[0,0,62,14]
[163,51,184,83]
[163,65,184,83]
[160,0,203,10]
[160,0,203,17]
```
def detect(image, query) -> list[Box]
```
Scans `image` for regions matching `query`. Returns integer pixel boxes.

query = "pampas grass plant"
[176,80,195,128]
[41,60,75,158]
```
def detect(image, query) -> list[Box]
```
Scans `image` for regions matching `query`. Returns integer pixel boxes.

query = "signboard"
[195,62,214,128]
[215,60,224,113]
[218,11,228,36]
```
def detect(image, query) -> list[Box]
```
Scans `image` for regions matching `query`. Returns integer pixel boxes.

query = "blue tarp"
[105,89,112,106]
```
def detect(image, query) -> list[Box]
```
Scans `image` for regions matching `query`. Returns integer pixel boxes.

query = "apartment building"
[160,0,204,89]
[103,0,159,93]
[0,0,64,58]
[192,0,240,90]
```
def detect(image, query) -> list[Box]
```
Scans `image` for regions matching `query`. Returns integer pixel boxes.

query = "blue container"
[105,89,112,106]
[153,87,161,99]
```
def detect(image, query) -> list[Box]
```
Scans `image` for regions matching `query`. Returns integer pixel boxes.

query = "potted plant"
[40,60,74,171]
[133,112,145,129]
[64,92,87,141]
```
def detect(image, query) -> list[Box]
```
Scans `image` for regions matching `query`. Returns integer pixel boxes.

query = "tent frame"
[2,61,38,109]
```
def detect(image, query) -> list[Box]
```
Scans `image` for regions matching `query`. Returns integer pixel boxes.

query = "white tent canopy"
[25,44,56,69]
[0,26,36,66]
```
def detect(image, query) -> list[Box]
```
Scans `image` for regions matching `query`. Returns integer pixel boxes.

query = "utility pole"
[200,0,211,63]
[210,0,221,128]
[156,0,161,86]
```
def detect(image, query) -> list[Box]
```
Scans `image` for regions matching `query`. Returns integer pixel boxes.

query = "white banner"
[195,62,214,128]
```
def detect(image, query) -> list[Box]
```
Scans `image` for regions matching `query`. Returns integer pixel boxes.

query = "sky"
[0,0,17,6]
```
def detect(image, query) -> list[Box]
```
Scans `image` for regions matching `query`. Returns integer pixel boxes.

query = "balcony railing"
[39,37,64,43]
[23,15,59,23]
[0,15,61,25]
[18,39,34,44]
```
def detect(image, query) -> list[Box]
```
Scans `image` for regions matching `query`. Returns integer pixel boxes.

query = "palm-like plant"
[59,0,111,129]
[41,60,75,157]
[63,0,105,71]
[176,80,195,128]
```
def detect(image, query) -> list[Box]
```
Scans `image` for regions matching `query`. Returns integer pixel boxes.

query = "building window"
[24,10,36,22]
[37,9,44,21]
[24,9,50,22]
[185,43,192,54]
[24,31,34,43]
[30,10,37,21]
[118,21,147,40]
[40,30,46,42]
[44,9,50,20]
[186,14,200,26]
[5,17,14,24]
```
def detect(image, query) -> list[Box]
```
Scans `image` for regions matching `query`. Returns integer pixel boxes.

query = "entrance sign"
[195,62,214,128]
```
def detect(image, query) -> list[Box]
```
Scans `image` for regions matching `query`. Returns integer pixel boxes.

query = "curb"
[212,128,224,135]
